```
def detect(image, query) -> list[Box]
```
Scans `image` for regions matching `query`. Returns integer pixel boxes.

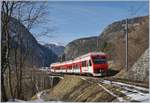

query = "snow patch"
[30,91,45,102]
[120,90,149,102]
[102,80,149,92]
[80,77,86,81]
[101,80,149,102]
[8,99,26,102]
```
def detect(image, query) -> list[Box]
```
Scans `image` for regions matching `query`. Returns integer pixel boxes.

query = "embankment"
[31,75,126,102]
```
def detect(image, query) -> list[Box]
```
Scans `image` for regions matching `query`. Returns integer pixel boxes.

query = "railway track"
[31,73,149,102]
[35,71,149,102]
[78,76,149,102]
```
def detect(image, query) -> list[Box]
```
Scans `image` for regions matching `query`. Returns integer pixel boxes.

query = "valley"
[1,1,149,102]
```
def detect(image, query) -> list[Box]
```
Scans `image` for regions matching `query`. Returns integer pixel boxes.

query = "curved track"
[79,76,149,102]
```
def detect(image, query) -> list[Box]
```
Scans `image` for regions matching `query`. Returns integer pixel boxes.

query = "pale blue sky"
[31,1,149,46]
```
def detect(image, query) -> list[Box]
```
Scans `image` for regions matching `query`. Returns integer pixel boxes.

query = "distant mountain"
[64,36,99,60]
[63,15,149,71]
[44,44,65,56]
[2,16,58,67]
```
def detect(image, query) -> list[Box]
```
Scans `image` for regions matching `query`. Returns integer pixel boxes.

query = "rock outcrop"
[123,49,149,83]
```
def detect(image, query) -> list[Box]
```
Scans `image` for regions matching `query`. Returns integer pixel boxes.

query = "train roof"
[50,52,106,67]
[74,52,106,60]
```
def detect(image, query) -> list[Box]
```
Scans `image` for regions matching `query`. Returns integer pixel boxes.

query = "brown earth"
[31,75,129,102]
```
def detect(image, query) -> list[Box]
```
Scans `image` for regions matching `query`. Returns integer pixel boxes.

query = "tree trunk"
[1,74,8,101]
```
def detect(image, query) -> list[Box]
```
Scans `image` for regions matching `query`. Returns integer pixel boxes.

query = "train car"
[50,52,108,76]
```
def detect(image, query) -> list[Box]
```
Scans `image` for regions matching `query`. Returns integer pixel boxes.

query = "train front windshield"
[92,56,107,64]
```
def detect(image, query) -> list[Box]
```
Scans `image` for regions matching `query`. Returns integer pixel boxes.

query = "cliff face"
[120,49,149,83]
[2,16,58,67]
[63,16,149,70]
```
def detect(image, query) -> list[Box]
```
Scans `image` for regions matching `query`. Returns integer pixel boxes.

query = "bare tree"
[12,1,49,100]
[1,1,50,101]
[1,1,16,101]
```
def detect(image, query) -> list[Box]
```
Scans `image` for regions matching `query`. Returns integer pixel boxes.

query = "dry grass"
[30,95,38,100]
[41,75,128,102]
[4,68,57,100]
[44,75,84,101]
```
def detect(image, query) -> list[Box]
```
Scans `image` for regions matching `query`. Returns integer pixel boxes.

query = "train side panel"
[50,52,108,76]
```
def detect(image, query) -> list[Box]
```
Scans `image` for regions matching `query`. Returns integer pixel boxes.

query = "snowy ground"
[102,80,149,92]
[8,99,26,102]
[30,90,47,102]
[81,76,149,102]
[101,80,149,102]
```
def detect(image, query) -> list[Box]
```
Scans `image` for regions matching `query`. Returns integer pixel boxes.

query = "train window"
[92,57,107,64]
[82,61,86,67]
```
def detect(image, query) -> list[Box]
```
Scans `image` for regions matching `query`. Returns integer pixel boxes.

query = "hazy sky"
[31,1,149,46]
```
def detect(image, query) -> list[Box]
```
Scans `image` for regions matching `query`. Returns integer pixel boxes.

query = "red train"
[50,52,108,76]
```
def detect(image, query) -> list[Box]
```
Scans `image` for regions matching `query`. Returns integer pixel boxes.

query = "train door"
[87,59,93,74]
[81,61,88,73]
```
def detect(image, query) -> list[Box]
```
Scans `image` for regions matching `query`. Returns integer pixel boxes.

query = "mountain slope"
[2,16,58,67]
[63,15,149,71]
[44,44,65,56]
[64,36,99,60]
[99,15,149,70]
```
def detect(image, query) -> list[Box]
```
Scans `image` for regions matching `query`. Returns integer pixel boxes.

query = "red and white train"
[50,52,108,76]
